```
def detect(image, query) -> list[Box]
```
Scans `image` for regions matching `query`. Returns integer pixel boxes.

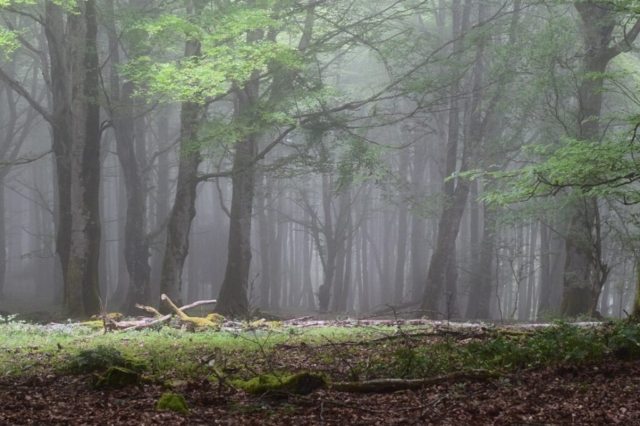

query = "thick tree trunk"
[64,0,102,317]
[45,0,74,311]
[466,203,498,319]
[150,111,171,301]
[561,200,597,317]
[561,1,640,316]
[111,82,151,313]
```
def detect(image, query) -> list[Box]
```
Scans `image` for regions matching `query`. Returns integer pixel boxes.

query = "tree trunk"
[64,0,102,317]
[105,0,152,313]
[537,221,552,315]
[393,150,410,302]
[159,95,202,307]
[156,3,207,309]
[561,1,640,316]
[256,174,272,309]
[214,73,261,316]
[214,131,259,316]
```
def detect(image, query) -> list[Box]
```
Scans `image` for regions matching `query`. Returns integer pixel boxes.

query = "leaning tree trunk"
[159,98,202,308]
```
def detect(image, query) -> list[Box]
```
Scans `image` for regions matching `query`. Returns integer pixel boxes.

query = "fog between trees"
[0,0,639,320]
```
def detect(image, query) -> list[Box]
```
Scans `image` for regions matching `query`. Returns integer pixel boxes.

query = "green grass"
[0,317,389,379]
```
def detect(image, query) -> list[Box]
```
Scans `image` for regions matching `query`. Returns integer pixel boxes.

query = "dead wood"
[160,294,218,328]
[121,315,172,331]
[330,370,501,393]
[135,304,163,318]
[179,299,217,311]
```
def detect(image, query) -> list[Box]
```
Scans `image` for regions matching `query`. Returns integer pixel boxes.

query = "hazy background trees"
[0,0,639,320]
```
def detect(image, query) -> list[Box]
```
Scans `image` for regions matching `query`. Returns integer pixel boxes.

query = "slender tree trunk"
[393,151,410,302]
[360,195,370,312]
[537,221,552,315]
[256,174,271,309]
[303,217,315,310]
[410,142,428,302]
[331,189,350,312]
[317,174,335,312]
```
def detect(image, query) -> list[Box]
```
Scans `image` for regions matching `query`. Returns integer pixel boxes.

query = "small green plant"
[607,322,640,360]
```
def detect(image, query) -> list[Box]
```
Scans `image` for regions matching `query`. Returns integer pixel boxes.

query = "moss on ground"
[232,372,326,395]
[157,393,190,414]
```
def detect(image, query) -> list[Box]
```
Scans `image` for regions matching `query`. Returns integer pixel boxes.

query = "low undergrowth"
[1,316,640,390]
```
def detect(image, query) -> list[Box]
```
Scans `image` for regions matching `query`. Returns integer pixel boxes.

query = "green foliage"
[336,135,388,191]
[481,130,640,206]
[124,2,302,104]
[607,322,640,360]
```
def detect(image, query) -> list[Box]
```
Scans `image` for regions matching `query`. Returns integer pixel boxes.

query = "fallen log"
[330,369,501,393]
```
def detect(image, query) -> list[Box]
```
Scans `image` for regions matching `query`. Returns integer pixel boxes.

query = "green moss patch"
[232,372,326,395]
[157,393,190,415]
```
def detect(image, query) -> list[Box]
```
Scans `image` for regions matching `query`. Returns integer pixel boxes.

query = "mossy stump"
[92,366,140,388]
[157,393,190,415]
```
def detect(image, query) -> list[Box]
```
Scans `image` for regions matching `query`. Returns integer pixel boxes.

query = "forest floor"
[0,316,639,425]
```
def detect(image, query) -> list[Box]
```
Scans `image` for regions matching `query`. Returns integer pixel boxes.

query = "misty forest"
[3,0,640,424]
